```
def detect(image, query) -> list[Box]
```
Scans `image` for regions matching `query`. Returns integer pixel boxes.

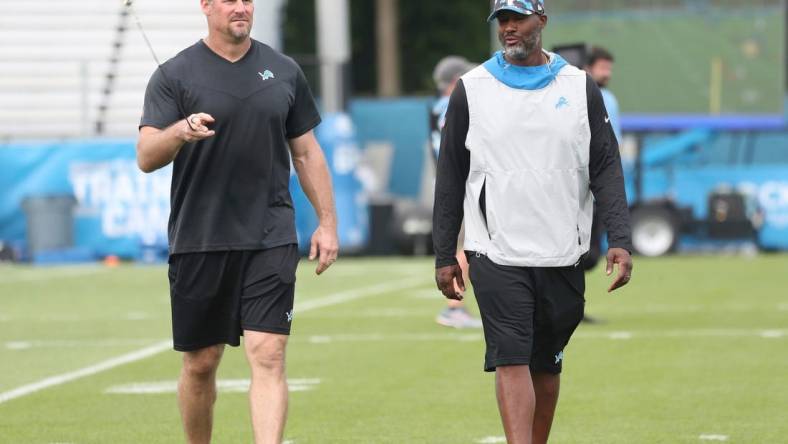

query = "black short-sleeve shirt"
[140,39,321,255]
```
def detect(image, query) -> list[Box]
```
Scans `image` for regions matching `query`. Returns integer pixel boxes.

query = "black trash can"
[21,195,77,256]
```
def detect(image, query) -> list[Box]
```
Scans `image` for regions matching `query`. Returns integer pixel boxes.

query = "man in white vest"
[432,1,633,442]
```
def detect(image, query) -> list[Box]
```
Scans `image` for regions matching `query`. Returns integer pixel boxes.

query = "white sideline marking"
[0,277,426,404]
[477,437,507,443]
[105,378,321,394]
[0,340,171,405]
[699,434,729,441]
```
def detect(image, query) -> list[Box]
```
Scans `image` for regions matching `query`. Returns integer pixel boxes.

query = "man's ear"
[201,0,212,16]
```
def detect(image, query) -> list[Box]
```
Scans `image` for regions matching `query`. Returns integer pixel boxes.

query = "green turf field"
[0,255,786,443]
[544,6,784,114]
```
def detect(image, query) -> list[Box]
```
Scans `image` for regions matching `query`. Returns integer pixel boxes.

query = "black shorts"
[167,244,299,352]
[468,252,585,374]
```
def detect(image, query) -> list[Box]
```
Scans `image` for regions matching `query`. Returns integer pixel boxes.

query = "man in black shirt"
[137,1,338,442]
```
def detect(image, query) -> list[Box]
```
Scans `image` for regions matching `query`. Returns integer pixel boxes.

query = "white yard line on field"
[476,437,507,443]
[299,328,788,345]
[606,331,634,340]
[105,378,321,394]
[0,340,172,405]
[759,330,784,338]
[594,303,786,314]
[699,434,729,441]
[0,277,428,405]
[574,329,788,340]
[305,333,483,344]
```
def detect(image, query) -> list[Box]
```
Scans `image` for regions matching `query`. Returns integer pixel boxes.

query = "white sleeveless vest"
[461,57,593,267]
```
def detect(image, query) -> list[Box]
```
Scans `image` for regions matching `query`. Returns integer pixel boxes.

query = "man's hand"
[310,224,338,275]
[179,113,216,143]
[137,113,216,173]
[606,247,633,292]
[435,265,465,301]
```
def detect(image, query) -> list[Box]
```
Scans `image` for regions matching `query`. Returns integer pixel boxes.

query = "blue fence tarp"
[0,114,368,260]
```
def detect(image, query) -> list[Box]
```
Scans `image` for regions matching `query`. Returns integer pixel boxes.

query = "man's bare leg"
[496,365,536,444]
[178,345,225,444]
[531,372,560,444]
[244,331,289,444]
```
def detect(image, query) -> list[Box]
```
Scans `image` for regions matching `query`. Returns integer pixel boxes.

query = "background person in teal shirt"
[586,46,622,141]
[582,46,624,325]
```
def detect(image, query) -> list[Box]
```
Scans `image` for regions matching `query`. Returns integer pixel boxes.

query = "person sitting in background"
[430,56,482,329]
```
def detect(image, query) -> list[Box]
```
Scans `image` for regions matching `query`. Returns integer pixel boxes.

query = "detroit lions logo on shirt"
[259,70,275,81]
[555,96,569,109]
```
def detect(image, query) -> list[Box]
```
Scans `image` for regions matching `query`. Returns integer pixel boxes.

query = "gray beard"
[501,30,542,62]
[504,43,531,61]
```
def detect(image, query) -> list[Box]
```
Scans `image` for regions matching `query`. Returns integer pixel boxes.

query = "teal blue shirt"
[601,88,622,141]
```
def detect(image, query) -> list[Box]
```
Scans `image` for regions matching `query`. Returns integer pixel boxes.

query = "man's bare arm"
[136,113,215,173]
[289,130,338,275]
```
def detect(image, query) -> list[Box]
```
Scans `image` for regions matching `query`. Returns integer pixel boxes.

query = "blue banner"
[0,114,369,260]
[0,140,170,259]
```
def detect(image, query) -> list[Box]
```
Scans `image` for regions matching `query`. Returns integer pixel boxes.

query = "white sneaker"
[436,307,483,329]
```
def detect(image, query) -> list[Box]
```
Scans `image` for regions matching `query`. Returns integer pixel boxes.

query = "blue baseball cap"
[488,0,545,22]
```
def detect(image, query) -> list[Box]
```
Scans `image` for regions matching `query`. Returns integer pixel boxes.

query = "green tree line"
[282,0,491,96]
